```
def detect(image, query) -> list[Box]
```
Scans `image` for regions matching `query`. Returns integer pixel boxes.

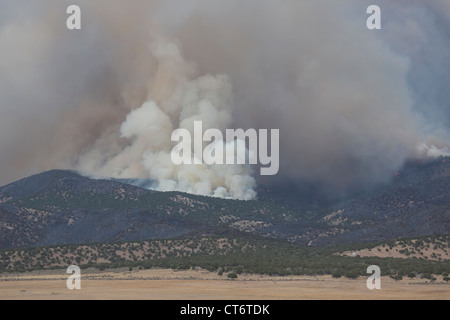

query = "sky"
[0,0,450,199]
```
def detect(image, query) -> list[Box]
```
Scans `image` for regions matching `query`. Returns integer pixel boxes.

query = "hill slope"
[0,159,449,250]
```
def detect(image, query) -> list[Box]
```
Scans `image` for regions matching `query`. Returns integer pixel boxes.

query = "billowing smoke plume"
[77,35,257,199]
[0,0,450,199]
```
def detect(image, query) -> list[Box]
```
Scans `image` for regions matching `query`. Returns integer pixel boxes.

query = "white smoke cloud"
[416,143,450,159]
[73,34,256,199]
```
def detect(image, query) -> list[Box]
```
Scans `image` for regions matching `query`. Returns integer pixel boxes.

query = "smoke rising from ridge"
[0,0,450,199]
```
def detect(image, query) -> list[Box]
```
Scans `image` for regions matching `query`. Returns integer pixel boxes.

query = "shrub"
[227,272,238,279]
[390,274,403,281]
[344,271,359,279]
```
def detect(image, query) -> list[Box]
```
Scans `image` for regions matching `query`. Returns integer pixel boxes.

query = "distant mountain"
[314,159,450,245]
[0,159,449,250]
[0,170,312,249]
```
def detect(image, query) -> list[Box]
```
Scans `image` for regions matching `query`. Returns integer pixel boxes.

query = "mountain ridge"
[0,159,449,250]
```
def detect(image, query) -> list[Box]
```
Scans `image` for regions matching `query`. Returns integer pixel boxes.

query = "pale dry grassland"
[0,268,448,300]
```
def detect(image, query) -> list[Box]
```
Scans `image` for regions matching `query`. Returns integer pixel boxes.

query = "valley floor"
[0,268,448,300]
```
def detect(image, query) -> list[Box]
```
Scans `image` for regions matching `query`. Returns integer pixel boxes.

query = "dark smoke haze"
[1,0,450,199]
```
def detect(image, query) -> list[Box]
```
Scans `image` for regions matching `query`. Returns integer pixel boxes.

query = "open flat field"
[0,268,448,300]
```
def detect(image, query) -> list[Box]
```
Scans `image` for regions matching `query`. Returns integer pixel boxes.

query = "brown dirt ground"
[0,268,448,300]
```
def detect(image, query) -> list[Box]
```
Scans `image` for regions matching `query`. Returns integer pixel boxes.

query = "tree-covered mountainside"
[0,158,449,250]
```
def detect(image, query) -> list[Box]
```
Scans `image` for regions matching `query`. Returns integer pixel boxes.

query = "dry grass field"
[0,268,448,300]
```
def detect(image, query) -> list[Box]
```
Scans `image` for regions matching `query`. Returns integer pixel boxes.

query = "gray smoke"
[0,0,449,198]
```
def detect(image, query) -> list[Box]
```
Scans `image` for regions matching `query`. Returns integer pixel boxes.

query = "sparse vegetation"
[0,235,448,278]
